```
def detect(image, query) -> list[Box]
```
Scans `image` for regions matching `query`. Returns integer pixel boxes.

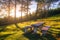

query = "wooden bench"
[41,26,50,36]
[24,26,32,33]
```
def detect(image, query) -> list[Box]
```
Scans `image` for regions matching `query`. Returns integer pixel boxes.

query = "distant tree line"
[47,8,60,17]
[0,0,60,25]
[29,7,60,20]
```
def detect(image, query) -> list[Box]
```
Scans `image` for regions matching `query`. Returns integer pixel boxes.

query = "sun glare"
[0,3,36,18]
[10,7,25,18]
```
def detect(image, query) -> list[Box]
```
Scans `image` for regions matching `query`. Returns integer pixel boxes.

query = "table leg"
[30,27,32,31]
[33,27,37,33]
[24,28,27,33]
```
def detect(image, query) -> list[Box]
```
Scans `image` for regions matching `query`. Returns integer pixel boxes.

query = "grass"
[0,14,60,40]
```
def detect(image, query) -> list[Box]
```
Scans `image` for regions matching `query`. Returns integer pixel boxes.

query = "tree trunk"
[8,0,10,18]
[35,2,38,20]
[27,0,29,21]
[15,0,16,23]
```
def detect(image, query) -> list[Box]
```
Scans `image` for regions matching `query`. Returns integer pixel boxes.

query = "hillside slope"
[0,14,60,40]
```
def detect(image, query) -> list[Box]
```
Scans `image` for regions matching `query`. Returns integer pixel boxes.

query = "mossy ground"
[0,14,60,40]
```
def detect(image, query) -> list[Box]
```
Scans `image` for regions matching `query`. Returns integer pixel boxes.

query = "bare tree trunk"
[35,2,38,20]
[27,0,29,21]
[8,0,10,18]
[44,2,48,18]
[21,0,23,22]
[15,0,16,23]
[47,3,50,17]
[15,0,20,30]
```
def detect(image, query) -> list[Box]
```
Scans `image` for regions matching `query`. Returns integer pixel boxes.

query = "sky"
[50,0,60,9]
[30,0,60,12]
[0,0,60,18]
[29,1,37,13]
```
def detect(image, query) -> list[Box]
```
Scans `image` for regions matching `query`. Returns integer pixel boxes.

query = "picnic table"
[31,22,44,33]
[24,22,51,36]
[24,22,44,33]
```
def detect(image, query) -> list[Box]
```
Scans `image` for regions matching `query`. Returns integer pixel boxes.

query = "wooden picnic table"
[24,22,51,36]
[31,22,45,33]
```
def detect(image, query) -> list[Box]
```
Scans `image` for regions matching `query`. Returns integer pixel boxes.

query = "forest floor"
[0,14,60,40]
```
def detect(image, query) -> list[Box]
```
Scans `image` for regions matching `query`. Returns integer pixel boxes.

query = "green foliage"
[48,8,60,17]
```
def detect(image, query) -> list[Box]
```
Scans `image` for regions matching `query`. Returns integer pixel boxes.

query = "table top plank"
[31,22,44,27]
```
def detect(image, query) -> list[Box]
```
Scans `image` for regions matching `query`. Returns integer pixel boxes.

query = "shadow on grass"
[15,23,26,32]
[57,32,60,38]
[43,33,56,40]
[0,23,23,32]
[0,25,7,32]
[0,34,12,40]
[15,23,24,31]
[23,32,56,40]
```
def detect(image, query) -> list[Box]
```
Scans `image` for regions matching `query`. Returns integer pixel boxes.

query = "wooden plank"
[31,22,44,27]
[41,26,50,36]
